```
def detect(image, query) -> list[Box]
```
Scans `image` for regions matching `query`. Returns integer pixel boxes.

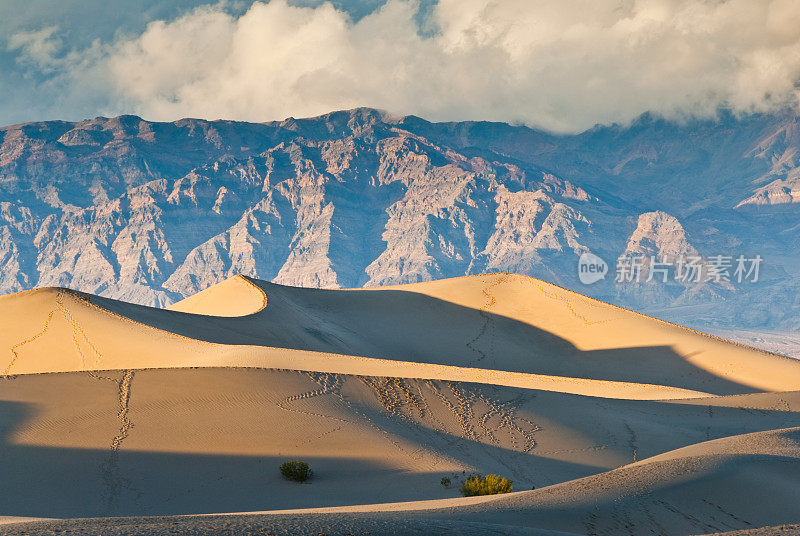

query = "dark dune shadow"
[0,396,601,518]
[91,284,758,395]
[0,444,612,519]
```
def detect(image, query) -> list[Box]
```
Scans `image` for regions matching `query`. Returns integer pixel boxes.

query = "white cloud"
[7,26,62,72]
[11,0,800,131]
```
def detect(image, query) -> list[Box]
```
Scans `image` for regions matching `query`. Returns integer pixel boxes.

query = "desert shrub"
[280,460,312,482]
[459,474,513,496]
[440,476,452,488]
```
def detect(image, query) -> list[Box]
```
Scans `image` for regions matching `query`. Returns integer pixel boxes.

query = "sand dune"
[239,428,800,536]
[1,273,799,534]
[2,368,800,519]
[439,427,800,532]
[166,275,268,317]
[3,274,799,395]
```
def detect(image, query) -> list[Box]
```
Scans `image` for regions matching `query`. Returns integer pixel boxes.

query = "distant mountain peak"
[1,109,798,333]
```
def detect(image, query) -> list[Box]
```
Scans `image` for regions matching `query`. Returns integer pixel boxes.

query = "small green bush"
[459,474,513,496]
[280,460,312,482]
[440,476,452,488]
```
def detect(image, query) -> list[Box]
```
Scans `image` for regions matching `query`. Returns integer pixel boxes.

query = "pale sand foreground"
[1,273,800,535]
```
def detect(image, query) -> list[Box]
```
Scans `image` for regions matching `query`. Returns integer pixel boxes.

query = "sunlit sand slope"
[2,368,799,521]
[3,274,800,398]
[166,275,267,317]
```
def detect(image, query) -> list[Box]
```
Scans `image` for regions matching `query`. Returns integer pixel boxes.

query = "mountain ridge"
[1,107,798,337]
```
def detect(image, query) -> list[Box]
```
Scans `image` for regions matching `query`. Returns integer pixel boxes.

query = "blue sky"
[0,1,392,125]
[1,1,798,131]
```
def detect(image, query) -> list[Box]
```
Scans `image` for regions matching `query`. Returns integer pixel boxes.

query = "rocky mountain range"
[1,108,798,343]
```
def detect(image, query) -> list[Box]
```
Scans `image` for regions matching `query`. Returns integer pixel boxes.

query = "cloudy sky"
[2,0,799,132]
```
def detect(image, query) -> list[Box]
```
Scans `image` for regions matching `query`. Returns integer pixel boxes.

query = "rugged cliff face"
[1,108,798,333]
